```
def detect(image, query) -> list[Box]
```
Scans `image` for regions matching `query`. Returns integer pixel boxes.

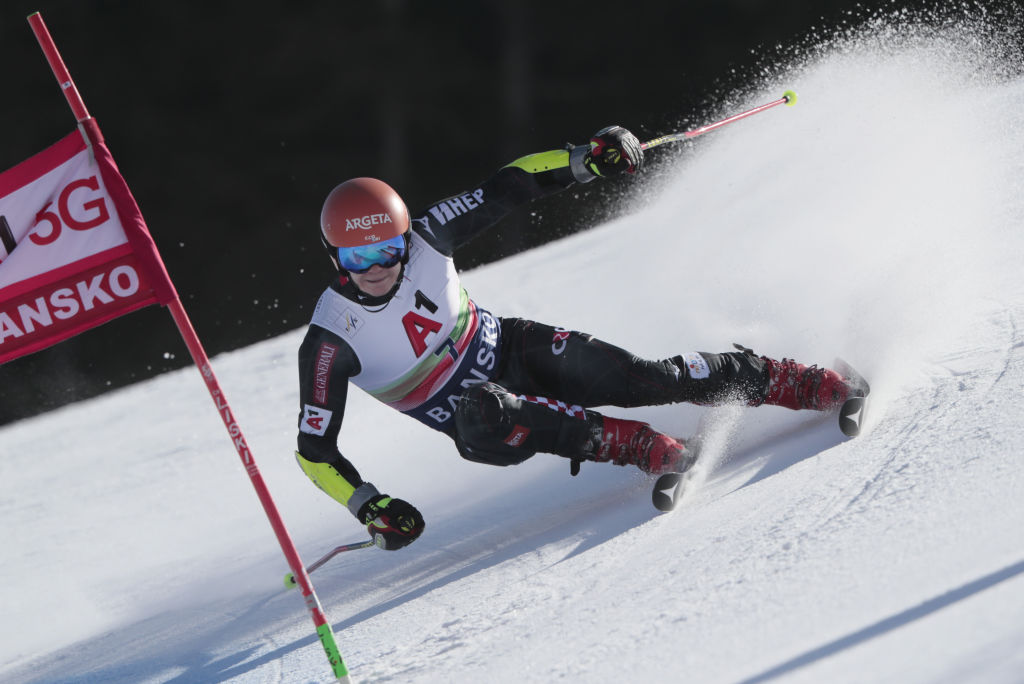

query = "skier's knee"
[454,382,535,467]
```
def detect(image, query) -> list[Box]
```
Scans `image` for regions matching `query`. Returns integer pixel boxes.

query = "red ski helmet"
[320,177,410,249]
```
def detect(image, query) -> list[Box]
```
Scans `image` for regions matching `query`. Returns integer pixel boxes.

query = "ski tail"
[651,435,702,512]
[652,471,687,512]
[834,358,870,437]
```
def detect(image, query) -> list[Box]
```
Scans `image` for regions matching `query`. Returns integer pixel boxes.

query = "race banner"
[0,118,176,364]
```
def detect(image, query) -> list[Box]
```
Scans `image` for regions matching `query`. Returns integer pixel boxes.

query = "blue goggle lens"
[336,234,407,273]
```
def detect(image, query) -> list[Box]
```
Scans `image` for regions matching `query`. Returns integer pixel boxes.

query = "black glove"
[588,125,644,176]
[357,494,425,550]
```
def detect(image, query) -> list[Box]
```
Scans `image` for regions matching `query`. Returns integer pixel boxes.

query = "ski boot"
[584,415,696,475]
[758,356,864,411]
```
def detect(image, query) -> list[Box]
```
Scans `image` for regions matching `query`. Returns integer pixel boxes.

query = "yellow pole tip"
[783,90,798,106]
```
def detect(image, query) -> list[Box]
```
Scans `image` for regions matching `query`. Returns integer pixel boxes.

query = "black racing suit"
[296,147,767,516]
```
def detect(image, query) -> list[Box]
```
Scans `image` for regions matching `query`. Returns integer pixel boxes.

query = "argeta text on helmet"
[346,213,393,231]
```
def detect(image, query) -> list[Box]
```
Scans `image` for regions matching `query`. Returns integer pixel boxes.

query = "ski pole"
[285,540,376,589]
[641,90,797,150]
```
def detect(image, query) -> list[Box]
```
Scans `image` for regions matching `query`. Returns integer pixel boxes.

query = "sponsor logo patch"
[334,308,363,339]
[300,404,333,436]
[427,189,485,226]
[313,342,338,404]
[682,352,711,380]
[504,424,531,447]
[551,328,571,356]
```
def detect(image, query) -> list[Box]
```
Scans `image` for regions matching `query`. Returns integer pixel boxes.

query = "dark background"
[0,0,1013,425]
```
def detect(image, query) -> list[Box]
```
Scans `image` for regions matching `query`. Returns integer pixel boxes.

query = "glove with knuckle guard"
[357,494,425,550]
[587,125,644,177]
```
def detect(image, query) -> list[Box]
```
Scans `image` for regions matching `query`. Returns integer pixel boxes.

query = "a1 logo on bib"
[300,404,333,436]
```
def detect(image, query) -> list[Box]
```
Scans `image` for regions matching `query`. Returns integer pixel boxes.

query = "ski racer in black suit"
[296,126,860,550]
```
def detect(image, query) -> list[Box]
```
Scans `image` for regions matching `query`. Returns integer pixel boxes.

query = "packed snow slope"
[2,13,1023,684]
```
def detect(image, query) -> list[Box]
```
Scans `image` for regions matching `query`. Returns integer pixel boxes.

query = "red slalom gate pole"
[641,90,798,150]
[27,13,89,123]
[27,13,354,682]
[164,302,353,682]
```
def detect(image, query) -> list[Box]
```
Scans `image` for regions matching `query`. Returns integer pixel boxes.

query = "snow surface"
[3,15,1024,684]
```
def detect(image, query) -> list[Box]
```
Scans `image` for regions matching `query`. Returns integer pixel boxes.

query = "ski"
[838,396,867,437]
[653,360,871,512]
[834,358,871,437]
[652,470,691,512]
[651,436,702,512]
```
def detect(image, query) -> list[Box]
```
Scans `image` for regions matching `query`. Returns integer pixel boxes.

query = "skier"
[295,126,862,550]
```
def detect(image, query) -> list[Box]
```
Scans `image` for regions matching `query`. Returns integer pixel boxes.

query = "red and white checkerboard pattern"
[516,394,586,418]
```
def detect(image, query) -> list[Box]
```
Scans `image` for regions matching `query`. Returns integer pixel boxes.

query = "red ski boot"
[759,357,857,411]
[588,416,695,475]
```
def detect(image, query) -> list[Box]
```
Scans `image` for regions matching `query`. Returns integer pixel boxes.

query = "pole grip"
[27,12,91,123]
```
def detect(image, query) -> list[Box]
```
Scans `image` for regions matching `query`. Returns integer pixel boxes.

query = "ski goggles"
[335,233,408,273]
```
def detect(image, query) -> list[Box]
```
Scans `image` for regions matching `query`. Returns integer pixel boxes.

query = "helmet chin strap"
[341,261,406,309]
